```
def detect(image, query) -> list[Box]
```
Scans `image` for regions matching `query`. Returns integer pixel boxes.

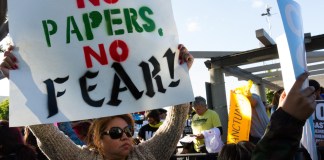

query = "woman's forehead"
[105,117,128,129]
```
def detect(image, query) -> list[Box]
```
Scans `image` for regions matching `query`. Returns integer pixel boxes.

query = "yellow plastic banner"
[227,80,253,144]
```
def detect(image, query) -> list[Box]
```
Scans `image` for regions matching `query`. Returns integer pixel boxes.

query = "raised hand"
[178,44,194,70]
[0,45,18,78]
[279,72,316,121]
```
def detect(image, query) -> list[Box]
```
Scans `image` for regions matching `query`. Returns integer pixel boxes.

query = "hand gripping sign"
[277,0,317,159]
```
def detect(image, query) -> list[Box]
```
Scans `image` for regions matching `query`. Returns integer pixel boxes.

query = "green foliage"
[0,98,9,120]
[266,88,275,105]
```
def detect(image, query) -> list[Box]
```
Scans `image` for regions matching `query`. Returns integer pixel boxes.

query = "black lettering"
[44,76,69,118]
[163,48,180,87]
[108,63,143,106]
[79,71,105,107]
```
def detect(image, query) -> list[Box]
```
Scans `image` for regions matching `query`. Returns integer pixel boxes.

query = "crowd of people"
[0,43,320,160]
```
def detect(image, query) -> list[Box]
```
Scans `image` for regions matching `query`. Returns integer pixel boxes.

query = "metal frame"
[190,31,324,90]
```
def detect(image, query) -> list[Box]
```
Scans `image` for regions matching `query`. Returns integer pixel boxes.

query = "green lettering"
[110,9,124,35]
[103,9,114,36]
[66,16,83,44]
[139,6,155,32]
[42,20,57,47]
[128,8,143,33]
[123,9,133,33]
[83,11,103,40]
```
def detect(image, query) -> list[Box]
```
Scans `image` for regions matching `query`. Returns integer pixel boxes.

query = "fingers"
[184,53,194,62]
[278,91,286,108]
[178,44,194,69]
[280,91,286,100]
[178,44,187,65]
[4,45,14,56]
[290,71,309,92]
[1,54,17,69]
[0,46,17,78]
[178,44,184,50]
[302,86,317,108]
[302,86,315,97]
[309,94,317,108]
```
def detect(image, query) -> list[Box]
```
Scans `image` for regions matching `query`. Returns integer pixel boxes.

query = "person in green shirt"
[190,96,223,153]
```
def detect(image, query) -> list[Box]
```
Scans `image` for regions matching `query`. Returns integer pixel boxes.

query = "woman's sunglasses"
[102,126,133,139]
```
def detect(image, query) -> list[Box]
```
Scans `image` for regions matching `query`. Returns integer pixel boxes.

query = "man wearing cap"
[190,96,222,153]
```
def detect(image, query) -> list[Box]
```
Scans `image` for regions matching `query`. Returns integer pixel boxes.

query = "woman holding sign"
[0,44,194,160]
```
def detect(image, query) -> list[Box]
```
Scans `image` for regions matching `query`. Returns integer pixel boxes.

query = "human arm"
[139,103,190,159]
[252,72,316,160]
[252,108,305,160]
[136,44,192,159]
[28,124,96,160]
[1,46,96,159]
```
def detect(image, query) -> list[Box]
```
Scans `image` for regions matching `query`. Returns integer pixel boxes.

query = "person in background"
[218,141,256,160]
[57,122,85,146]
[183,104,195,136]
[270,88,284,115]
[263,101,272,118]
[189,96,222,153]
[72,121,92,145]
[1,44,194,160]
[252,72,317,160]
[309,79,324,158]
[249,93,270,144]
[0,120,37,160]
[309,79,323,100]
[179,104,195,154]
[137,109,162,142]
[320,86,324,99]
[158,108,167,122]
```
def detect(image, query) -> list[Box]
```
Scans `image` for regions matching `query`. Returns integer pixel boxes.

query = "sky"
[1,0,324,101]
[170,0,324,99]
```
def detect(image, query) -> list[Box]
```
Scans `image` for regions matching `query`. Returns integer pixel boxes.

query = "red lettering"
[83,44,108,68]
[83,40,129,68]
[104,0,118,4]
[110,40,129,62]
[76,0,118,9]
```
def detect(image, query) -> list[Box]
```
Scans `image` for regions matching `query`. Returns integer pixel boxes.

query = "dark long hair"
[218,141,256,160]
[0,120,37,160]
[271,88,284,106]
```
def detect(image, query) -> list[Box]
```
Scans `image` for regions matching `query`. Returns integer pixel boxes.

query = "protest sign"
[8,0,194,126]
[227,80,252,144]
[277,0,317,159]
[313,101,324,142]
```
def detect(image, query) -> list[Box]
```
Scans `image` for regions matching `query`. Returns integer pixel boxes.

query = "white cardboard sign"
[8,0,194,126]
